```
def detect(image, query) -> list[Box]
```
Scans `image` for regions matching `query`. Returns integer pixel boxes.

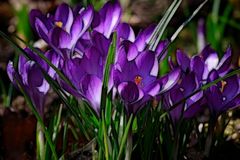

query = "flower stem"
[204,118,216,157]
[36,122,45,160]
[125,131,133,160]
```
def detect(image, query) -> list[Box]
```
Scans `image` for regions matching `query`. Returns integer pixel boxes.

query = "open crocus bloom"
[7,48,54,116]
[113,41,180,114]
[205,70,240,117]
[30,3,94,56]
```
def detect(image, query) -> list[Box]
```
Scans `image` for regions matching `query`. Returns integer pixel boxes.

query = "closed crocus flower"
[61,32,111,115]
[205,70,240,117]
[113,41,180,114]
[171,45,232,83]
[163,73,203,123]
[7,49,52,117]
[30,3,94,56]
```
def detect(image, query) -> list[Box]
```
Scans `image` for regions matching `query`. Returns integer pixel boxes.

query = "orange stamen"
[134,75,143,85]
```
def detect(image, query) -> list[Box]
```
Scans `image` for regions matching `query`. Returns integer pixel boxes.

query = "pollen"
[55,21,63,28]
[220,80,227,92]
[134,75,143,85]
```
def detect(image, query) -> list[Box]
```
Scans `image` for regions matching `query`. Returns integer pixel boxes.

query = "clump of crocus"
[166,45,235,122]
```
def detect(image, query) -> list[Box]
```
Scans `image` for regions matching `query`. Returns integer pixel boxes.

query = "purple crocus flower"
[115,24,168,68]
[163,73,203,123]
[113,41,181,114]
[60,32,111,114]
[30,3,94,56]
[6,48,57,116]
[171,45,232,83]
[205,70,240,117]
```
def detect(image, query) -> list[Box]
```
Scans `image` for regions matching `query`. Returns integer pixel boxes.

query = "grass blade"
[148,0,182,51]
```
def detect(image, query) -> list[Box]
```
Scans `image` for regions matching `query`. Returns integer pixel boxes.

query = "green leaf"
[148,0,182,51]
[117,114,133,160]
[103,33,117,90]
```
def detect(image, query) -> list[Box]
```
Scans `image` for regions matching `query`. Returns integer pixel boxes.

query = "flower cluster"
[165,45,240,123]
[7,1,240,120]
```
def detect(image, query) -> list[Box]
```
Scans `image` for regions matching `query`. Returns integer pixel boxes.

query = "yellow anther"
[55,21,63,28]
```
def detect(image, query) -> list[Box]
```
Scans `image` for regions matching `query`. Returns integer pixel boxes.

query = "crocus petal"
[7,61,16,84]
[147,83,161,97]
[50,27,72,49]
[169,89,184,123]
[91,31,111,59]
[180,73,197,95]
[80,5,94,32]
[224,94,240,110]
[80,75,102,114]
[135,50,157,77]
[159,68,181,94]
[176,50,190,72]
[27,63,45,88]
[71,6,93,44]
[30,9,52,32]
[207,69,219,82]
[116,23,135,43]
[29,9,43,29]
[205,85,224,115]
[155,40,168,60]
[222,75,239,101]
[94,1,121,38]
[134,24,155,52]
[45,50,62,79]
[205,52,219,71]
[190,56,205,81]
[217,47,232,76]
[35,18,50,43]
[200,45,217,61]
[118,81,144,104]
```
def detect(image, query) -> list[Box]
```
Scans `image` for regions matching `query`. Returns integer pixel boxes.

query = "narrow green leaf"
[103,33,117,89]
[42,70,91,140]
[148,0,182,51]
[156,0,208,61]
[170,0,208,43]
[101,111,112,160]
[117,114,133,160]
[101,32,116,115]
